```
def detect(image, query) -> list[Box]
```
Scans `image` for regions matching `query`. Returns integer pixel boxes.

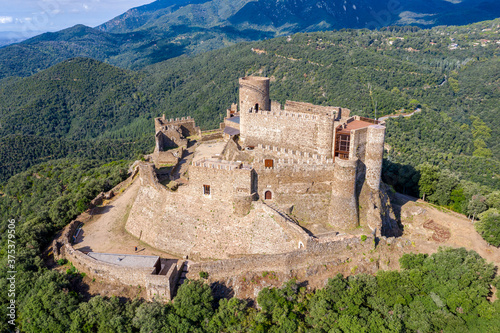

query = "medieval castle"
[54,76,396,301]
[124,76,389,260]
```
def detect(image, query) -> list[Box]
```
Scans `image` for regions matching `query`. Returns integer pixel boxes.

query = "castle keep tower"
[239,76,270,143]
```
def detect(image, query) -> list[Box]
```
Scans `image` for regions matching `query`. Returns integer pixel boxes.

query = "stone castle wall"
[255,144,335,165]
[51,175,184,301]
[187,235,373,280]
[155,116,200,137]
[330,158,359,230]
[241,108,335,158]
[365,125,386,190]
[125,164,301,259]
[189,162,254,202]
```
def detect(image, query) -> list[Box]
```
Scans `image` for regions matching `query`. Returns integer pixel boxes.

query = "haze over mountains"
[1,0,499,79]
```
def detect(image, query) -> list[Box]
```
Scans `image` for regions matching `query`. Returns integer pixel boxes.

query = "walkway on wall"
[176,260,193,289]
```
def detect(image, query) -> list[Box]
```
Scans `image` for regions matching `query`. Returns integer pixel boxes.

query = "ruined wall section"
[155,116,199,137]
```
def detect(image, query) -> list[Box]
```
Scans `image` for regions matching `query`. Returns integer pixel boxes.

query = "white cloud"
[0,16,14,24]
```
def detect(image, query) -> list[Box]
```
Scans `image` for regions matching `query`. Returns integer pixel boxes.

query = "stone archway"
[264,190,272,200]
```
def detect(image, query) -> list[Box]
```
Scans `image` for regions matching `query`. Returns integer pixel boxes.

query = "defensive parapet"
[256,144,335,166]
[330,157,358,230]
[154,115,200,137]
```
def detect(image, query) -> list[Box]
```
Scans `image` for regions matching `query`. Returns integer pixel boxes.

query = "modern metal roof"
[87,252,160,268]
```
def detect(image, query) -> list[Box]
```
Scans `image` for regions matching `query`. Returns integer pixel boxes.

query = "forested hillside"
[1,20,498,188]
[1,0,500,79]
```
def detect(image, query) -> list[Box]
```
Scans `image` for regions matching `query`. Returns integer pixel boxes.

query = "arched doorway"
[264,190,272,200]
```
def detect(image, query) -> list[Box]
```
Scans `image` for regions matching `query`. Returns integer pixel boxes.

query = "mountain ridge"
[1,0,500,79]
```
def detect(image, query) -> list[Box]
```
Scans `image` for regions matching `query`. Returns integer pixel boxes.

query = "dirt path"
[397,196,500,268]
[74,177,177,258]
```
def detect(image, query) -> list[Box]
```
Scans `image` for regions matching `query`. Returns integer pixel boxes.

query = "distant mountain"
[0,0,499,79]
[0,31,43,47]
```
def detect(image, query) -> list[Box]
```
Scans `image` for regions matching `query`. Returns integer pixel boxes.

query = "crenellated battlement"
[242,100,345,122]
[193,158,252,171]
[256,144,335,167]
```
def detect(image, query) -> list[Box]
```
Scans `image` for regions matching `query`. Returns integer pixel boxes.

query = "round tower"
[365,125,385,190]
[330,157,358,230]
[239,76,270,142]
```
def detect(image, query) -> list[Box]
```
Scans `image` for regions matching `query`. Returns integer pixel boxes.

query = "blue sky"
[0,0,153,34]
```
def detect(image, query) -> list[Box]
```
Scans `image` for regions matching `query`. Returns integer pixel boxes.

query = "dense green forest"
[0,160,499,331]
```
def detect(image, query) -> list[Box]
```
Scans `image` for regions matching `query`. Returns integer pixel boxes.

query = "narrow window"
[255,103,259,112]
[203,185,211,196]
[264,159,274,169]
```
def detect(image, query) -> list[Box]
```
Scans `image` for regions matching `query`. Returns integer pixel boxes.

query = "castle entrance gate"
[265,191,272,200]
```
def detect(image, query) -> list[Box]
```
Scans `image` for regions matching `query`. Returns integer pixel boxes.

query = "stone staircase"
[265,202,299,226]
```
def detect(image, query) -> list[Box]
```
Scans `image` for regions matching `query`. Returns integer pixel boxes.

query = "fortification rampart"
[262,203,311,248]
[51,171,184,301]
[125,165,301,259]
[187,236,372,280]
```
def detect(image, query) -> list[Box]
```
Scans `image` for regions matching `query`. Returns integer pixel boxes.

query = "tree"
[20,271,79,333]
[418,163,440,200]
[475,209,500,246]
[69,296,133,333]
[468,195,488,219]
[173,280,214,326]
[208,298,249,333]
